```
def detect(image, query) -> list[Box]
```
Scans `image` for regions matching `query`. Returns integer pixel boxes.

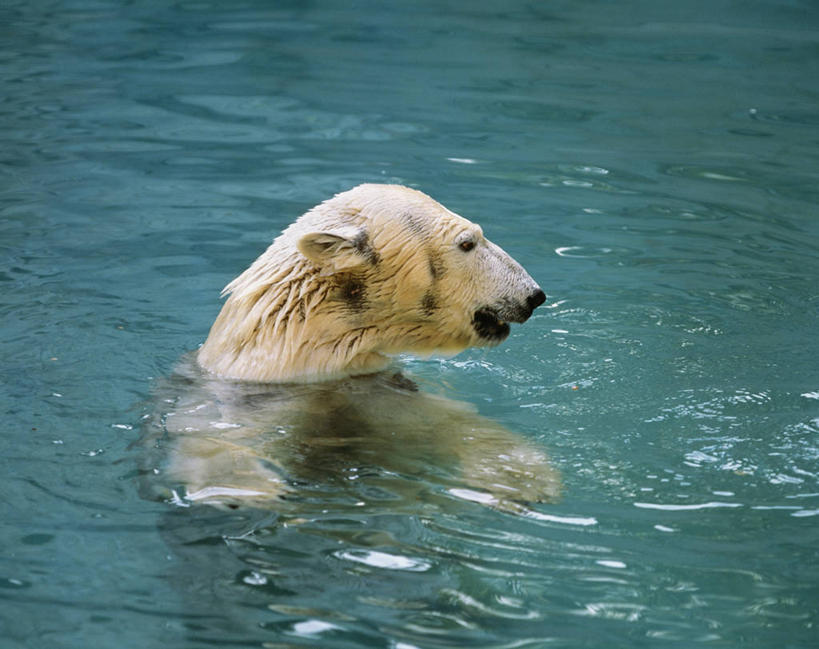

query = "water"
[2,0,818,646]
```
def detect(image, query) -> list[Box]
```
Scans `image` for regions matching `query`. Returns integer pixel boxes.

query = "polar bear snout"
[526,288,547,316]
[472,288,546,342]
[499,287,546,323]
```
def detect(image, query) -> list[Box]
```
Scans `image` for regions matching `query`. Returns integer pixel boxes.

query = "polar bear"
[197,184,545,382]
[143,185,557,510]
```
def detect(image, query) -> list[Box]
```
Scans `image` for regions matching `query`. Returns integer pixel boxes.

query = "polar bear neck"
[196,244,391,382]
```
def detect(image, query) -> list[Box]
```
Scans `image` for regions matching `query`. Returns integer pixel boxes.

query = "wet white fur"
[197,184,541,382]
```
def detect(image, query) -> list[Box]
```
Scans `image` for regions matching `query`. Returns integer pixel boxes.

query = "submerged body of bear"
[145,185,557,509]
[146,355,559,509]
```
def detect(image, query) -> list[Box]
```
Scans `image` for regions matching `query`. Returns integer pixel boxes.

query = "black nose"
[527,289,546,312]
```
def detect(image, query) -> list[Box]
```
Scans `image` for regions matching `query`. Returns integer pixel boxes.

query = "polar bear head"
[197,184,546,382]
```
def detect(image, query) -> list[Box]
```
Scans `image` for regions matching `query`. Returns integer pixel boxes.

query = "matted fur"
[197,184,544,382]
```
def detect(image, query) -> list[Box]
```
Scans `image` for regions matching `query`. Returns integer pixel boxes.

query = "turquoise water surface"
[2,1,818,647]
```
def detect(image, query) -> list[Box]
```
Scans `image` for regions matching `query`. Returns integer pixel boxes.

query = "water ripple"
[332,549,432,572]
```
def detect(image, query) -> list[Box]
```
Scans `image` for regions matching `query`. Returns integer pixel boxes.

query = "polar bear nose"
[526,289,546,314]
[506,288,546,324]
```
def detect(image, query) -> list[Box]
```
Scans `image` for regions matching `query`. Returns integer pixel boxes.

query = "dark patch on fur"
[336,276,368,312]
[421,291,438,317]
[472,307,511,342]
[400,211,429,238]
[427,252,445,280]
[352,231,380,266]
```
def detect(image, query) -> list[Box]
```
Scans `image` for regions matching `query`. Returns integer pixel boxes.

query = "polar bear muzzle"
[472,288,546,342]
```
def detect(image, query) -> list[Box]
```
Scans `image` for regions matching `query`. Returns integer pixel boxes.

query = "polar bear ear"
[297,227,370,273]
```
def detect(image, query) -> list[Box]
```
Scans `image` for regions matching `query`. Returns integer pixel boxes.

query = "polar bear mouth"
[472,291,545,343]
[472,308,512,342]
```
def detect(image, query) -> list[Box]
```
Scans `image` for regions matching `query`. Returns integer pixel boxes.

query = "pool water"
[2,0,818,647]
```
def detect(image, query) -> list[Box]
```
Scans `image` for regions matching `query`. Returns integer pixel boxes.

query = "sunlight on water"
[1,0,818,648]
[333,549,433,572]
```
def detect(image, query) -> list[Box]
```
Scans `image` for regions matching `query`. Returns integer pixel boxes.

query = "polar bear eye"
[459,238,476,252]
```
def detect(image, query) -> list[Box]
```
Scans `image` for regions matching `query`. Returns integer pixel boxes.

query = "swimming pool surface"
[2,1,818,647]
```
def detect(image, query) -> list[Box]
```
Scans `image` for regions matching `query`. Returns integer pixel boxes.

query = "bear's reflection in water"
[142,354,560,514]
